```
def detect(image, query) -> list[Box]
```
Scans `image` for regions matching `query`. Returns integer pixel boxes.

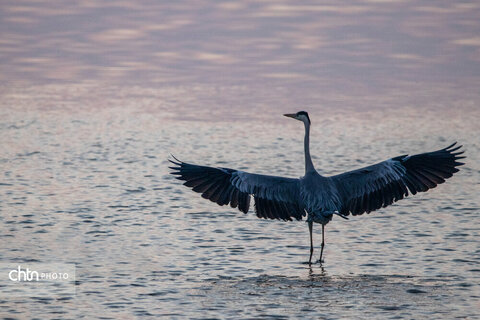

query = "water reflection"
[1,0,480,90]
[201,270,471,319]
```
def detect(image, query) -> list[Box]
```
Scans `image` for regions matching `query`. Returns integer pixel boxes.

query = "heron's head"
[283,111,310,124]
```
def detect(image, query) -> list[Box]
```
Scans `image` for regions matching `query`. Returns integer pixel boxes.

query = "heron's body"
[169,111,465,264]
[301,172,339,222]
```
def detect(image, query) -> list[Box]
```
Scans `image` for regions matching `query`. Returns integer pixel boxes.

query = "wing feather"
[331,143,464,216]
[169,158,304,221]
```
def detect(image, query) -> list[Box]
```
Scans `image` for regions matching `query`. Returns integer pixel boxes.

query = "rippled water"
[1,1,480,319]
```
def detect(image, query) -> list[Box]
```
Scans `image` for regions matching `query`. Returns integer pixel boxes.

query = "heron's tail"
[333,211,349,220]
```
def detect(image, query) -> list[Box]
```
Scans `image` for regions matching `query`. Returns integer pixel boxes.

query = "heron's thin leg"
[308,221,313,264]
[319,224,325,263]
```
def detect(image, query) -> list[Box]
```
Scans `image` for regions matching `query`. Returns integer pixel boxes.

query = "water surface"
[1,1,480,319]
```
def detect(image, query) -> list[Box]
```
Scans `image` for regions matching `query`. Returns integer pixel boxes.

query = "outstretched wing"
[330,143,465,216]
[169,157,305,221]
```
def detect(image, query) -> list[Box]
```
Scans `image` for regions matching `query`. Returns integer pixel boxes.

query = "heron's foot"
[315,258,324,264]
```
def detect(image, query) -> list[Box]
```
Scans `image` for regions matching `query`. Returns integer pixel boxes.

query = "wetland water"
[1,1,480,319]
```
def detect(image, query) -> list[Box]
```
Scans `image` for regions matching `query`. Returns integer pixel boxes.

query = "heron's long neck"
[304,121,315,173]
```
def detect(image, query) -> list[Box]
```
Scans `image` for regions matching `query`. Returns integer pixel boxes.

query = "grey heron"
[169,111,465,264]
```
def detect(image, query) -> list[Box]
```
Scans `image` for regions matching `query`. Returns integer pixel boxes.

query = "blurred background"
[1,1,479,318]
[1,0,480,116]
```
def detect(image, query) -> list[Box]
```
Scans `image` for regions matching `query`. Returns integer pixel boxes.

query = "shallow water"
[1,1,480,319]
[1,94,479,318]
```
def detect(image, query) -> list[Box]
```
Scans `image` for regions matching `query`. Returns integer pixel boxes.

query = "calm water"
[1,1,480,319]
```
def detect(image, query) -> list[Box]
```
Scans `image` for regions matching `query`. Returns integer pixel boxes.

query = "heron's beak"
[283,113,296,119]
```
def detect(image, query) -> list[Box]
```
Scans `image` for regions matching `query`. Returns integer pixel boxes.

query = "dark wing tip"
[444,142,466,156]
[446,143,466,162]
[168,154,182,165]
[169,153,181,162]
[443,142,457,150]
